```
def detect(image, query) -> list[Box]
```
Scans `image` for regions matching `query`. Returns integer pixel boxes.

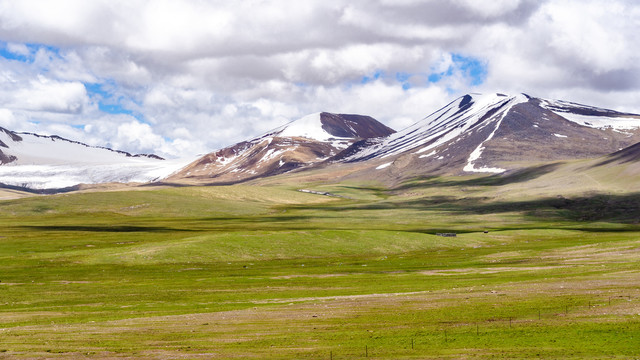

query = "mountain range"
[2,93,640,191]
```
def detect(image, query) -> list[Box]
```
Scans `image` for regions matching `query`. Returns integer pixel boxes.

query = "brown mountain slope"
[168,112,394,184]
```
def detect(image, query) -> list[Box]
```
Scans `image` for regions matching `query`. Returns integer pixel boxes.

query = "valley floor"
[0,181,639,359]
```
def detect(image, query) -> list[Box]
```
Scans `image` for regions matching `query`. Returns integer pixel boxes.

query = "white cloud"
[0,108,17,128]
[114,121,165,154]
[453,0,524,17]
[0,0,638,159]
[5,42,29,56]
[472,0,640,99]
[538,0,634,73]
[3,75,87,113]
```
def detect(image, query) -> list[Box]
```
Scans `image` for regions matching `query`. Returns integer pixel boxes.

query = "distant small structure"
[298,189,349,198]
[436,233,457,237]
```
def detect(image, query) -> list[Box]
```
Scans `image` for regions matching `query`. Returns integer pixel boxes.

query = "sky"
[0,0,639,158]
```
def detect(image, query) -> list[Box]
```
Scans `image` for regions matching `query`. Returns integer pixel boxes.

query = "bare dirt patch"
[419,265,569,276]
[270,273,352,280]
[541,242,640,264]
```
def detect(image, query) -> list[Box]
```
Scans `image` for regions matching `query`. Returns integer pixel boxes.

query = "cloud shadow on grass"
[395,163,563,190]
[18,225,198,233]
[285,192,640,225]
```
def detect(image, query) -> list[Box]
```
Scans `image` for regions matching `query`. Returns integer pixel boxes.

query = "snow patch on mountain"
[463,94,528,173]
[277,113,350,141]
[343,94,528,167]
[341,93,523,163]
[260,148,286,163]
[419,150,437,159]
[556,112,640,131]
[540,99,640,131]
[376,162,392,170]
[415,94,512,155]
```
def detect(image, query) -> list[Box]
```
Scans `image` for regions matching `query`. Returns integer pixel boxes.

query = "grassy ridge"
[0,182,639,358]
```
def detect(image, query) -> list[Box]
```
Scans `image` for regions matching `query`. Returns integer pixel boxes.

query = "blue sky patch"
[452,54,487,86]
[358,70,413,90]
[360,70,384,84]
[0,39,147,124]
[428,71,446,83]
[84,81,143,121]
[84,82,110,98]
[0,41,63,63]
[0,42,30,62]
[359,54,486,92]
[395,72,412,90]
[428,53,487,86]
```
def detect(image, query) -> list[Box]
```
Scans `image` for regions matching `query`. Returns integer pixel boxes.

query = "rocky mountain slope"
[167,112,395,184]
[336,93,640,181]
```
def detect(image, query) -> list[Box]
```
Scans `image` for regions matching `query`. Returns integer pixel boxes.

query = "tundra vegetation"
[0,178,639,359]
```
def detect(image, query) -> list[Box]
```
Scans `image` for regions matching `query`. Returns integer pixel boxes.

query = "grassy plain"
[0,178,639,359]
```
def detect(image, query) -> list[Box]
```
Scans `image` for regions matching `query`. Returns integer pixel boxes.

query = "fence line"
[324,294,636,358]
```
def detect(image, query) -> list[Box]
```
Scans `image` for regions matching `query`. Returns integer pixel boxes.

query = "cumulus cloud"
[0,0,638,157]
[472,0,640,100]
[0,108,18,128]
[114,121,165,153]
[9,76,87,113]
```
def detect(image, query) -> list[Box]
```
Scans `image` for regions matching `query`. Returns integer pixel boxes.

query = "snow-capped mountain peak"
[269,112,395,141]
[337,92,640,179]
[168,112,395,183]
[276,113,336,141]
[341,93,527,163]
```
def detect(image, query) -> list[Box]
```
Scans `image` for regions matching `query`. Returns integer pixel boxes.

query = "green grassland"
[0,179,639,359]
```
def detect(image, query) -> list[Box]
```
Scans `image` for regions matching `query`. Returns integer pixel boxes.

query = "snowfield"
[0,159,192,189]
[540,99,640,131]
[0,129,194,189]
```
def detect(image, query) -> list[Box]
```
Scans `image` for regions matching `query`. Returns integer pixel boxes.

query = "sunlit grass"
[0,182,639,358]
